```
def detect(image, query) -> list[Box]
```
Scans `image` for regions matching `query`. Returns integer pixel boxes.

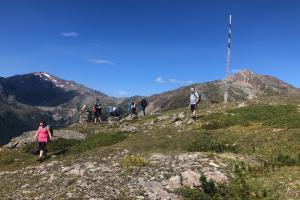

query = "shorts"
[190,104,197,112]
[94,109,102,118]
[38,142,47,151]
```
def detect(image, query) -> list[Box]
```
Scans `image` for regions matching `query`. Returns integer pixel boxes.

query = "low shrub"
[122,155,148,169]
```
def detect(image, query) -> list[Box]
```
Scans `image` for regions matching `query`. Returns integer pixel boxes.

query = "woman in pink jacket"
[33,120,52,161]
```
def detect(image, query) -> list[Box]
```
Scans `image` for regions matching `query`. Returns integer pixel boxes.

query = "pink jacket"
[38,128,49,143]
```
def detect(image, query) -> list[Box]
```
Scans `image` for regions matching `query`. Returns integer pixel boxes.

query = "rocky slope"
[0,103,299,199]
[0,72,120,145]
[0,151,229,199]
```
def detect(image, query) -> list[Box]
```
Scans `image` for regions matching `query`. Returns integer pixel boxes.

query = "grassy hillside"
[0,102,299,199]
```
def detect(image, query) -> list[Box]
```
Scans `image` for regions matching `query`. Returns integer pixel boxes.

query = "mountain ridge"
[1,69,300,144]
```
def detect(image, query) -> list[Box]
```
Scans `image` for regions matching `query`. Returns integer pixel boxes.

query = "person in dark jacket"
[93,98,102,124]
[140,98,148,116]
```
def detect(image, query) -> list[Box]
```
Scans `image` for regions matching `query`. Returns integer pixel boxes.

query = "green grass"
[1,103,300,199]
[69,131,128,153]
[0,131,128,171]
[202,104,300,130]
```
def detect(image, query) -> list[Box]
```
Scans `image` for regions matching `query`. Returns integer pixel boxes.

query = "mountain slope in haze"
[145,70,300,113]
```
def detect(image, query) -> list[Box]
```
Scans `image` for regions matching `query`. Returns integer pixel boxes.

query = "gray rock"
[178,112,186,120]
[186,119,193,125]
[175,121,182,126]
[238,102,247,108]
[142,181,179,200]
[120,123,138,132]
[157,115,170,121]
[166,176,182,191]
[181,170,201,187]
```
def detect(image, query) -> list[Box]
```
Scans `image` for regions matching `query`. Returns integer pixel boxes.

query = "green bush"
[276,152,297,166]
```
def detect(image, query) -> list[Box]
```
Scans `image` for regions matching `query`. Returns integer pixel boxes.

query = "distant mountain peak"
[232,69,255,76]
[231,69,256,83]
[33,72,75,88]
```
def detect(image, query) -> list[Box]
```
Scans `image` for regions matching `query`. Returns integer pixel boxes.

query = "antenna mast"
[224,14,232,103]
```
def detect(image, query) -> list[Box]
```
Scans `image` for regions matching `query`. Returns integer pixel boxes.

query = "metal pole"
[224,14,232,103]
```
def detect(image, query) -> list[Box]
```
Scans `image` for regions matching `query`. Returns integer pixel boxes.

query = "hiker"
[93,98,102,124]
[140,97,148,116]
[112,106,121,117]
[189,87,201,120]
[33,120,52,161]
[107,106,120,117]
[129,101,137,118]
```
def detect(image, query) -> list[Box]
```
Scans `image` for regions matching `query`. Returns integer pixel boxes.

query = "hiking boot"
[37,157,43,162]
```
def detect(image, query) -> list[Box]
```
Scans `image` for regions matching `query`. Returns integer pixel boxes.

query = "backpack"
[93,106,97,113]
[193,92,201,104]
[48,125,54,136]
[141,99,148,107]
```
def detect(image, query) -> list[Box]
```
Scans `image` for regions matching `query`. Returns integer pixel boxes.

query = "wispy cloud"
[156,77,193,84]
[168,78,193,84]
[88,59,115,65]
[119,91,128,96]
[169,78,177,83]
[61,32,79,37]
[156,77,166,84]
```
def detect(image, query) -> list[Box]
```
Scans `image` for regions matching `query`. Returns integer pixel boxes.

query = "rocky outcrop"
[0,151,229,199]
[3,129,86,149]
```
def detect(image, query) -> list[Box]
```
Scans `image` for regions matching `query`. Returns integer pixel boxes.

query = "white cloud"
[156,77,166,84]
[119,91,128,95]
[157,77,193,84]
[168,78,193,84]
[169,78,177,83]
[61,32,79,37]
[185,80,193,84]
[88,59,115,65]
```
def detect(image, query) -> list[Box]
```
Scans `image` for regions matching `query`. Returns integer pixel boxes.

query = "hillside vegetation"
[0,101,299,199]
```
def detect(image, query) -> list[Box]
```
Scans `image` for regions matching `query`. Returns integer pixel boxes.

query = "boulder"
[167,176,182,190]
[120,123,138,132]
[181,170,201,187]
[238,102,247,108]
[175,121,182,126]
[157,115,170,121]
[4,129,86,149]
[178,112,186,120]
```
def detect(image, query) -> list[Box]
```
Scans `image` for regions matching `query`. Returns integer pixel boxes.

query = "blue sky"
[0,0,300,97]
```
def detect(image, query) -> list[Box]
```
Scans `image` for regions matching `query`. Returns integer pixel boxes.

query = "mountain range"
[1,70,299,145]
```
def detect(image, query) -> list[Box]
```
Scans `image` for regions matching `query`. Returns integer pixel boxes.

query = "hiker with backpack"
[33,120,52,161]
[129,101,137,118]
[140,97,148,116]
[189,87,201,120]
[93,98,102,124]
[107,106,121,117]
